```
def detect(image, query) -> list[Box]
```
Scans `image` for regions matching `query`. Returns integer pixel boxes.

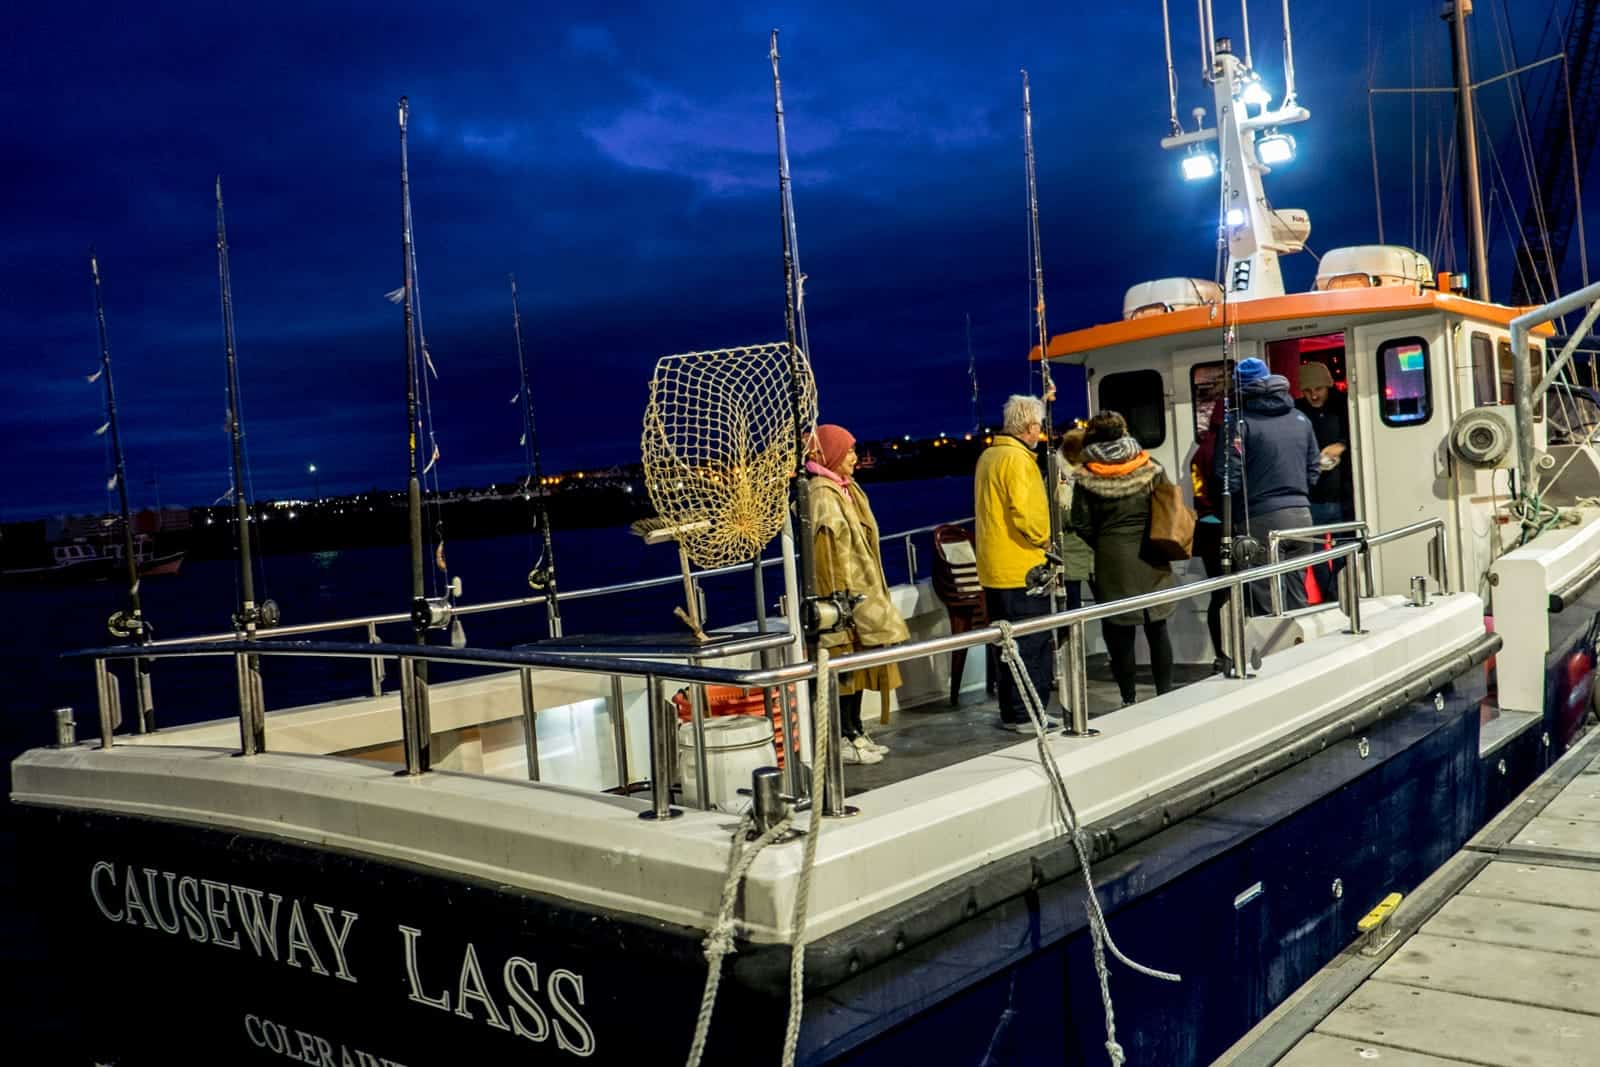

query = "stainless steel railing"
[71,516,1447,824]
[1267,517,1449,616]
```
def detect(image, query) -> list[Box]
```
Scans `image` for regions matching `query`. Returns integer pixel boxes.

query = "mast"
[1446,0,1491,301]
[1021,71,1069,705]
[510,274,562,638]
[89,250,154,731]
[215,178,258,635]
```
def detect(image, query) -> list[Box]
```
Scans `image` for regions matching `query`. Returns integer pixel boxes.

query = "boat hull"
[12,638,1547,1065]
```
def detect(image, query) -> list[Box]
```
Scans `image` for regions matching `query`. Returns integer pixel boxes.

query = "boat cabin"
[1045,245,1572,601]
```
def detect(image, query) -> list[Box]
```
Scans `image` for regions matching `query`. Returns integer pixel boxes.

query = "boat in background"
[10,6,1600,1066]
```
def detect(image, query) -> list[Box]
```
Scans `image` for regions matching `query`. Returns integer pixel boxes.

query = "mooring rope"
[993,620,1181,1066]
[684,649,829,1067]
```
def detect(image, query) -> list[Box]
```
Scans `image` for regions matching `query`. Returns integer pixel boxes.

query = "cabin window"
[1190,361,1225,436]
[1498,339,1544,421]
[1375,336,1432,426]
[1098,369,1166,448]
[1470,333,1497,406]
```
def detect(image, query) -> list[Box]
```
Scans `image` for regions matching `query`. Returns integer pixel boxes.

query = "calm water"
[0,475,972,794]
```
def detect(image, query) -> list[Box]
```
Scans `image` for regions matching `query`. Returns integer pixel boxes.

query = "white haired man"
[973,394,1063,732]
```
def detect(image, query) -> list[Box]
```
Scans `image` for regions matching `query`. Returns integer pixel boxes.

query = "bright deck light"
[1182,152,1217,181]
[1241,79,1271,109]
[1258,132,1296,165]
[1226,207,1246,227]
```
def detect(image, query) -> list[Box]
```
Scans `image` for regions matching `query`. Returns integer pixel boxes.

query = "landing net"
[641,342,816,568]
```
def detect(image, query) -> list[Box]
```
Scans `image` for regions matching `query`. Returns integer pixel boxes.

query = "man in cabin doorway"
[975,395,1063,733]
[1296,361,1355,599]
[1216,357,1321,614]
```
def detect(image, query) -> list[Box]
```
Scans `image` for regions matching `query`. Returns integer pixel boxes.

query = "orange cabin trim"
[1028,287,1557,362]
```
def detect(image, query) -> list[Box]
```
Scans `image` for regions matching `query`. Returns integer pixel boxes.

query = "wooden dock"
[1221,722,1600,1067]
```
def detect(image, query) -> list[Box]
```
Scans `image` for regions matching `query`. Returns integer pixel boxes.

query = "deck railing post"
[1268,532,1286,616]
[1228,580,1252,678]
[641,674,681,820]
[1430,527,1451,594]
[822,665,852,817]
[397,656,431,775]
[1064,621,1092,736]
[367,622,384,697]
[688,685,712,810]
[234,651,265,756]
[1341,557,1365,635]
[609,674,630,793]
[94,659,115,749]
[904,536,917,582]
[519,667,540,782]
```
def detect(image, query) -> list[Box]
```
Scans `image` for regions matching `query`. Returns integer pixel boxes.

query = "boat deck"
[845,656,1216,794]
[1220,723,1600,1067]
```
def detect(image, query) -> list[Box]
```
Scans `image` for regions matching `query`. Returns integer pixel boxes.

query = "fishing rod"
[770,29,819,617]
[215,177,273,752]
[967,312,980,435]
[215,178,266,635]
[509,274,562,638]
[1021,71,1070,705]
[89,249,154,732]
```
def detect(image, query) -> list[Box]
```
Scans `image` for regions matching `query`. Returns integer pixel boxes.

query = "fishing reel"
[1227,535,1264,568]
[232,599,280,634]
[412,577,464,635]
[802,589,864,637]
[1025,551,1065,598]
[107,609,146,641]
[527,566,554,593]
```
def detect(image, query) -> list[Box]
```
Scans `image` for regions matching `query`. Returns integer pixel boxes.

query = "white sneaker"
[856,732,890,756]
[841,739,883,765]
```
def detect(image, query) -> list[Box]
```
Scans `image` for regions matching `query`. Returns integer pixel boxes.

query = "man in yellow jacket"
[975,394,1062,732]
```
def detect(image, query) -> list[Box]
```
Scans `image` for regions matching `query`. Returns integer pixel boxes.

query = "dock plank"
[1539,790,1600,825]
[1317,982,1599,1065]
[1506,813,1600,860]
[1375,932,1600,1017]
[1423,894,1600,958]
[1275,1032,1478,1066]
[1461,861,1600,912]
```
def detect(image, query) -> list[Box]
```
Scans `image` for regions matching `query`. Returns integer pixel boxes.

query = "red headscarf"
[810,424,855,471]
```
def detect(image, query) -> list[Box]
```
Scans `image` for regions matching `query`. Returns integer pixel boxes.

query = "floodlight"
[1241,78,1271,109]
[1182,152,1217,182]
[1226,208,1246,228]
[1258,132,1296,165]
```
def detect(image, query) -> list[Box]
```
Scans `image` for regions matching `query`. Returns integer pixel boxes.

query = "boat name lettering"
[398,923,596,1057]
[89,861,360,982]
[244,1012,406,1067]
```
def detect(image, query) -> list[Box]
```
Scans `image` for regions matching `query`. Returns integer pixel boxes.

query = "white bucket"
[678,715,778,812]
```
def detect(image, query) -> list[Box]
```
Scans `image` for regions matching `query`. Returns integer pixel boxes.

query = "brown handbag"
[1148,478,1197,561]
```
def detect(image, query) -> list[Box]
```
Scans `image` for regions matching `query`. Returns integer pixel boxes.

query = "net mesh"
[641,341,816,568]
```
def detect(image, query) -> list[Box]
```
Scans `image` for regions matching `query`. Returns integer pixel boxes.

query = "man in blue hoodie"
[1214,357,1321,612]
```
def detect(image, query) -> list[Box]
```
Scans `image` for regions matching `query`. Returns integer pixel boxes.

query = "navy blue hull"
[13,634,1580,1066]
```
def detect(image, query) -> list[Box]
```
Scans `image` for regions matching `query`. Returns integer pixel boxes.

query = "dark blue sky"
[2,1,1585,517]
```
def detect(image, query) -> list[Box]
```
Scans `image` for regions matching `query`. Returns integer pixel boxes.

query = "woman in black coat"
[1069,411,1176,706]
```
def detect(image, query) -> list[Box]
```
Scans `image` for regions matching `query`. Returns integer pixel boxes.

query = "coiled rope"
[685,648,830,1067]
[993,620,1181,1066]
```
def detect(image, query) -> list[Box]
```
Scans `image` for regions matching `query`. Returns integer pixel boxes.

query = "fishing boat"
[10,7,1600,1066]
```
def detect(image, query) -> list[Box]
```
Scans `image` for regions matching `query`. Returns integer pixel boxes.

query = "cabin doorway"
[1266,332,1358,601]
